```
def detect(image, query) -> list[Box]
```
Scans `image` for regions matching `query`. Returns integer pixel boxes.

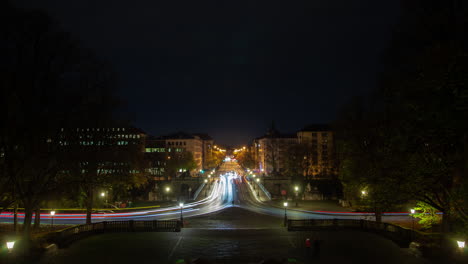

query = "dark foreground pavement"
[39,207,429,264]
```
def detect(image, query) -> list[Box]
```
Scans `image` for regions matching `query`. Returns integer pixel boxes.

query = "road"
[0,160,411,225]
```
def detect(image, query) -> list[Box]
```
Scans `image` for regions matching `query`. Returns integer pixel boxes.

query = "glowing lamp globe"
[6,241,15,250]
[457,240,465,249]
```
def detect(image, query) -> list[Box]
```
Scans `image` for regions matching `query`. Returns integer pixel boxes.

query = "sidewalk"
[267,200,353,213]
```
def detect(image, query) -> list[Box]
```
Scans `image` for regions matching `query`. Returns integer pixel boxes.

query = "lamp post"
[283,202,288,227]
[50,210,56,228]
[457,240,465,252]
[165,187,171,201]
[6,241,15,253]
[179,202,184,227]
[204,179,208,196]
[410,209,415,240]
[256,178,260,196]
[101,192,108,206]
[294,186,299,207]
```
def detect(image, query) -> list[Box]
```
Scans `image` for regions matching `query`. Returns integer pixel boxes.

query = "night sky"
[16,0,400,146]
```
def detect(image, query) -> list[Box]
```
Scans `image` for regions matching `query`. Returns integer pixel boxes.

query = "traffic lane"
[237,181,413,222]
[0,180,230,225]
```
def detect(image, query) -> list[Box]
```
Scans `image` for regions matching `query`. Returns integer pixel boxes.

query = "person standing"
[305,238,312,258]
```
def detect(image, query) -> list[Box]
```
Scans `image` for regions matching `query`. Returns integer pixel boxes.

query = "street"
[0,160,413,224]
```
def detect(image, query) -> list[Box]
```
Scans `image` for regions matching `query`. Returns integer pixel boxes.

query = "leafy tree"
[0,3,129,236]
[0,4,85,237]
[205,148,224,169]
[165,151,197,177]
[61,127,147,224]
[335,99,413,222]
[335,0,468,230]
[411,202,442,230]
[235,148,255,169]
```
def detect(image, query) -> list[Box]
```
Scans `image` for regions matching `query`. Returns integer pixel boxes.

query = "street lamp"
[457,240,465,252]
[179,202,184,227]
[283,202,288,227]
[410,208,416,240]
[6,241,15,253]
[50,210,56,228]
[165,187,171,201]
[256,178,260,196]
[294,186,299,207]
[101,192,108,205]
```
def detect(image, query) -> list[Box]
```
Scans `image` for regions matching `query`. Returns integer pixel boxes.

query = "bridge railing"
[44,220,181,248]
[287,219,415,247]
[257,182,272,200]
[192,182,206,200]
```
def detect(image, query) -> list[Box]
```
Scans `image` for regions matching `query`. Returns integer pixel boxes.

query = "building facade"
[297,124,337,178]
[193,133,214,170]
[253,125,297,175]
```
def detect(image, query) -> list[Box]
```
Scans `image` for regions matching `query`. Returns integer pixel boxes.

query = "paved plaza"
[39,208,429,264]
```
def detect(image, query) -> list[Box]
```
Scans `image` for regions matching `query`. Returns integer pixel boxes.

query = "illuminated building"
[297,124,337,178]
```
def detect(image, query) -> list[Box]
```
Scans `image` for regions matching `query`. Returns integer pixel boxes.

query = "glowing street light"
[6,241,15,253]
[457,240,465,250]
[410,209,416,238]
[165,187,171,201]
[294,186,299,207]
[204,179,208,183]
[283,202,288,227]
[50,210,56,228]
[100,192,108,204]
[361,190,367,196]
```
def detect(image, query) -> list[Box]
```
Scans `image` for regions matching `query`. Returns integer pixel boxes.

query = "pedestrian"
[305,238,312,258]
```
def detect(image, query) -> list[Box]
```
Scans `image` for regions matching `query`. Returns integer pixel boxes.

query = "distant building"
[297,124,337,178]
[144,136,168,180]
[253,124,297,175]
[57,126,147,178]
[193,133,214,170]
[58,127,146,149]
